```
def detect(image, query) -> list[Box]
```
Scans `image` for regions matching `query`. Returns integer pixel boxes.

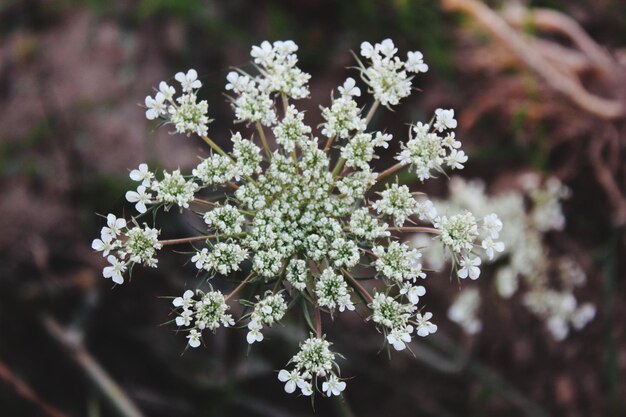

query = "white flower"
[102,214,126,238]
[483,213,503,239]
[481,237,505,260]
[277,370,307,394]
[373,241,424,282]
[145,93,166,120]
[400,284,426,305]
[187,329,202,348]
[129,163,154,186]
[251,41,274,65]
[387,325,413,351]
[372,183,417,226]
[338,294,355,312]
[225,71,253,94]
[285,259,308,291]
[246,320,264,344]
[102,255,126,285]
[321,94,365,139]
[329,238,360,268]
[370,292,416,331]
[193,154,236,185]
[250,292,287,326]
[414,199,438,221]
[158,81,175,101]
[377,38,397,57]
[175,69,202,92]
[446,149,468,170]
[338,77,360,97]
[125,185,152,213]
[458,256,481,280]
[415,311,437,337]
[173,289,195,309]
[405,51,428,73]
[372,132,392,148]
[91,233,115,256]
[436,212,479,254]
[360,41,374,58]
[433,108,457,132]
[299,381,313,396]
[168,93,210,137]
[175,309,193,327]
[322,374,346,396]
[316,269,352,312]
[448,288,482,334]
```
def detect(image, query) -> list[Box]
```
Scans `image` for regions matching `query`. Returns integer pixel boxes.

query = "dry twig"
[441,0,625,119]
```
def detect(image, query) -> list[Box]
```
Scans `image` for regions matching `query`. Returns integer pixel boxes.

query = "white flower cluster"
[369,293,437,351]
[172,289,235,348]
[91,214,162,284]
[247,292,288,344]
[93,39,495,400]
[278,337,344,397]
[226,40,310,127]
[315,269,355,313]
[429,210,504,281]
[358,39,428,106]
[447,287,482,334]
[145,69,210,136]
[396,118,467,181]
[126,164,199,213]
[423,175,594,340]
[321,78,366,139]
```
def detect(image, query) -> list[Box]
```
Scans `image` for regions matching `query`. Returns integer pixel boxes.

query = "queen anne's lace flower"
[426,176,591,341]
[358,39,427,106]
[372,183,417,226]
[93,39,501,400]
[315,269,354,312]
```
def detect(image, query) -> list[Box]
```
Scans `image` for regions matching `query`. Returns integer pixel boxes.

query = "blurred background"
[1,0,625,416]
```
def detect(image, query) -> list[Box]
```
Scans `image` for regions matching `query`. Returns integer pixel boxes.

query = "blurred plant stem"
[41,315,145,417]
[602,230,623,416]
[0,359,68,417]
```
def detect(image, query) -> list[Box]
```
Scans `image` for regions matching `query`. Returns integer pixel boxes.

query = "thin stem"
[256,121,272,159]
[343,269,374,303]
[159,235,215,246]
[331,158,346,178]
[42,316,145,417]
[225,272,256,302]
[376,161,406,182]
[359,248,377,258]
[192,198,217,207]
[272,275,284,294]
[365,100,380,126]
[281,93,289,115]
[314,304,322,338]
[387,226,440,234]
[201,135,231,159]
[324,135,336,151]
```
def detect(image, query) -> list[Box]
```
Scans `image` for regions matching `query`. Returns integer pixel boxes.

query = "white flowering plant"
[92,39,504,399]
[419,175,595,340]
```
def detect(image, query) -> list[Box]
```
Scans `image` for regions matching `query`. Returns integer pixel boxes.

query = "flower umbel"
[93,39,499,400]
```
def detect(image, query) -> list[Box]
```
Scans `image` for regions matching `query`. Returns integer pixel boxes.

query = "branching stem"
[387,226,440,234]
[159,235,215,246]
[376,161,406,182]
[256,121,272,159]
[225,272,256,302]
[343,269,374,303]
